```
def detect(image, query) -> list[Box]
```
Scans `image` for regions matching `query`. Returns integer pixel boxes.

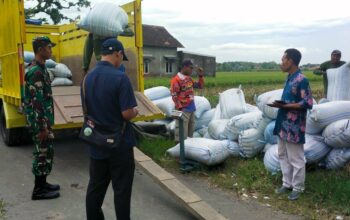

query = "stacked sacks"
[238,116,271,158]
[256,89,283,119]
[144,86,170,101]
[224,111,263,141]
[208,119,230,140]
[195,108,215,130]
[306,101,350,134]
[264,120,278,145]
[78,2,128,37]
[194,96,211,118]
[323,148,350,170]
[264,144,280,174]
[50,63,73,86]
[152,96,175,118]
[166,137,230,166]
[326,62,350,101]
[304,134,331,164]
[264,134,331,173]
[219,87,246,119]
[322,119,350,148]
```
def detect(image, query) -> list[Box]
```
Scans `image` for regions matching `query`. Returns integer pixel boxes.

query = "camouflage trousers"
[29,128,54,177]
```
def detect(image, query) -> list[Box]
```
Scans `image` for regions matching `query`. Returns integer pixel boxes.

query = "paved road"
[0,132,302,220]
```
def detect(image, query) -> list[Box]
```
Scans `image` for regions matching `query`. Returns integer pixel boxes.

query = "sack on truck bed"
[144,86,170,101]
[326,62,350,101]
[219,87,246,119]
[322,119,350,148]
[306,101,350,134]
[50,63,72,78]
[256,89,283,119]
[78,2,128,37]
[51,77,73,87]
[166,138,230,166]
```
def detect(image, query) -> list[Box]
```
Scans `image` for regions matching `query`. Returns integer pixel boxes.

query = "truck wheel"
[0,107,23,146]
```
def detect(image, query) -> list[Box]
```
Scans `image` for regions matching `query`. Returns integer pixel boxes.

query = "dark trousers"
[86,148,135,220]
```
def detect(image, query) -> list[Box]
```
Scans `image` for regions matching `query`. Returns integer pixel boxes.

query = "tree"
[25,0,91,24]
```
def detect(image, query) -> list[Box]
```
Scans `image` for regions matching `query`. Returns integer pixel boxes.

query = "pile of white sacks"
[145,63,350,169]
[24,51,73,86]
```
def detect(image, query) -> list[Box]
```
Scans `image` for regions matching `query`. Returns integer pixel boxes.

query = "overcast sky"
[25,0,350,64]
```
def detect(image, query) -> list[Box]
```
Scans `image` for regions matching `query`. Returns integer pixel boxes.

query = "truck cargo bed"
[52,86,164,129]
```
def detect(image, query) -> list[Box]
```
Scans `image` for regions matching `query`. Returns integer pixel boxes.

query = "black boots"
[32,175,60,200]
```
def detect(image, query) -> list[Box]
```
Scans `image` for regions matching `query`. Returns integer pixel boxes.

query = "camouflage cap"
[331,49,341,55]
[32,36,56,51]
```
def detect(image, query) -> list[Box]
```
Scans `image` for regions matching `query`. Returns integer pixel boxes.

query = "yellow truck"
[0,0,163,146]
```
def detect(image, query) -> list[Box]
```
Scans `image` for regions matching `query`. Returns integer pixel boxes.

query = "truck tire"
[0,107,23,146]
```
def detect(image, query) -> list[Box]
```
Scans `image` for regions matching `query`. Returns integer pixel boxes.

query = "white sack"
[166,138,230,166]
[212,104,221,121]
[324,148,350,170]
[45,59,57,68]
[326,62,350,101]
[322,119,350,148]
[238,128,265,158]
[51,77,73,87]
[24,51,34,63]
[263,144,281,174]
[256,89,283,119]
[224,111,263,141]
[227,141,241,157]
[304,134,331,164]
[194,96,211,118]
[264,120,278,145]
[144,86,170,101]
[208,119,230,140]
[219,88,246,119]
[78,2,128,37]
[195,109,215,130]
[245,103,260,113]
[306,101,350,134]
[152,96,175,117]
[50,63,72,78]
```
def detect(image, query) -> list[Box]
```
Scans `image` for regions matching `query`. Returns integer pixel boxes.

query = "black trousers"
[86,148,135,220]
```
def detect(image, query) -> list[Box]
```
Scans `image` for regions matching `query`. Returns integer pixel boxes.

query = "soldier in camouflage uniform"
[23,36,60,200]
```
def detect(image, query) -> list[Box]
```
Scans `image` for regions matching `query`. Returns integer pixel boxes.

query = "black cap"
[182,59,194,67]
[101,38,128,61]
[331,49,341,55]
[32,36,56,52]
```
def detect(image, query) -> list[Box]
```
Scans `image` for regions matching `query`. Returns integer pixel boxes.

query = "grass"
[0,199,5,219]
[139,71,350,219]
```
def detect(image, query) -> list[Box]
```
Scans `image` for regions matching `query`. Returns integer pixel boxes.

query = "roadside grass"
[0,199,5,219]
[139,72,350,219]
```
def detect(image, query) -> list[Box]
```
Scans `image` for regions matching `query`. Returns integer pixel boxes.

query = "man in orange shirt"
[170,60,204,142]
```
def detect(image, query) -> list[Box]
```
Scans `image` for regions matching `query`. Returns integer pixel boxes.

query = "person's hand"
[197,67,204,77]
[133,107,139,115]
[267,101,285,108]
[38,128,49,142]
